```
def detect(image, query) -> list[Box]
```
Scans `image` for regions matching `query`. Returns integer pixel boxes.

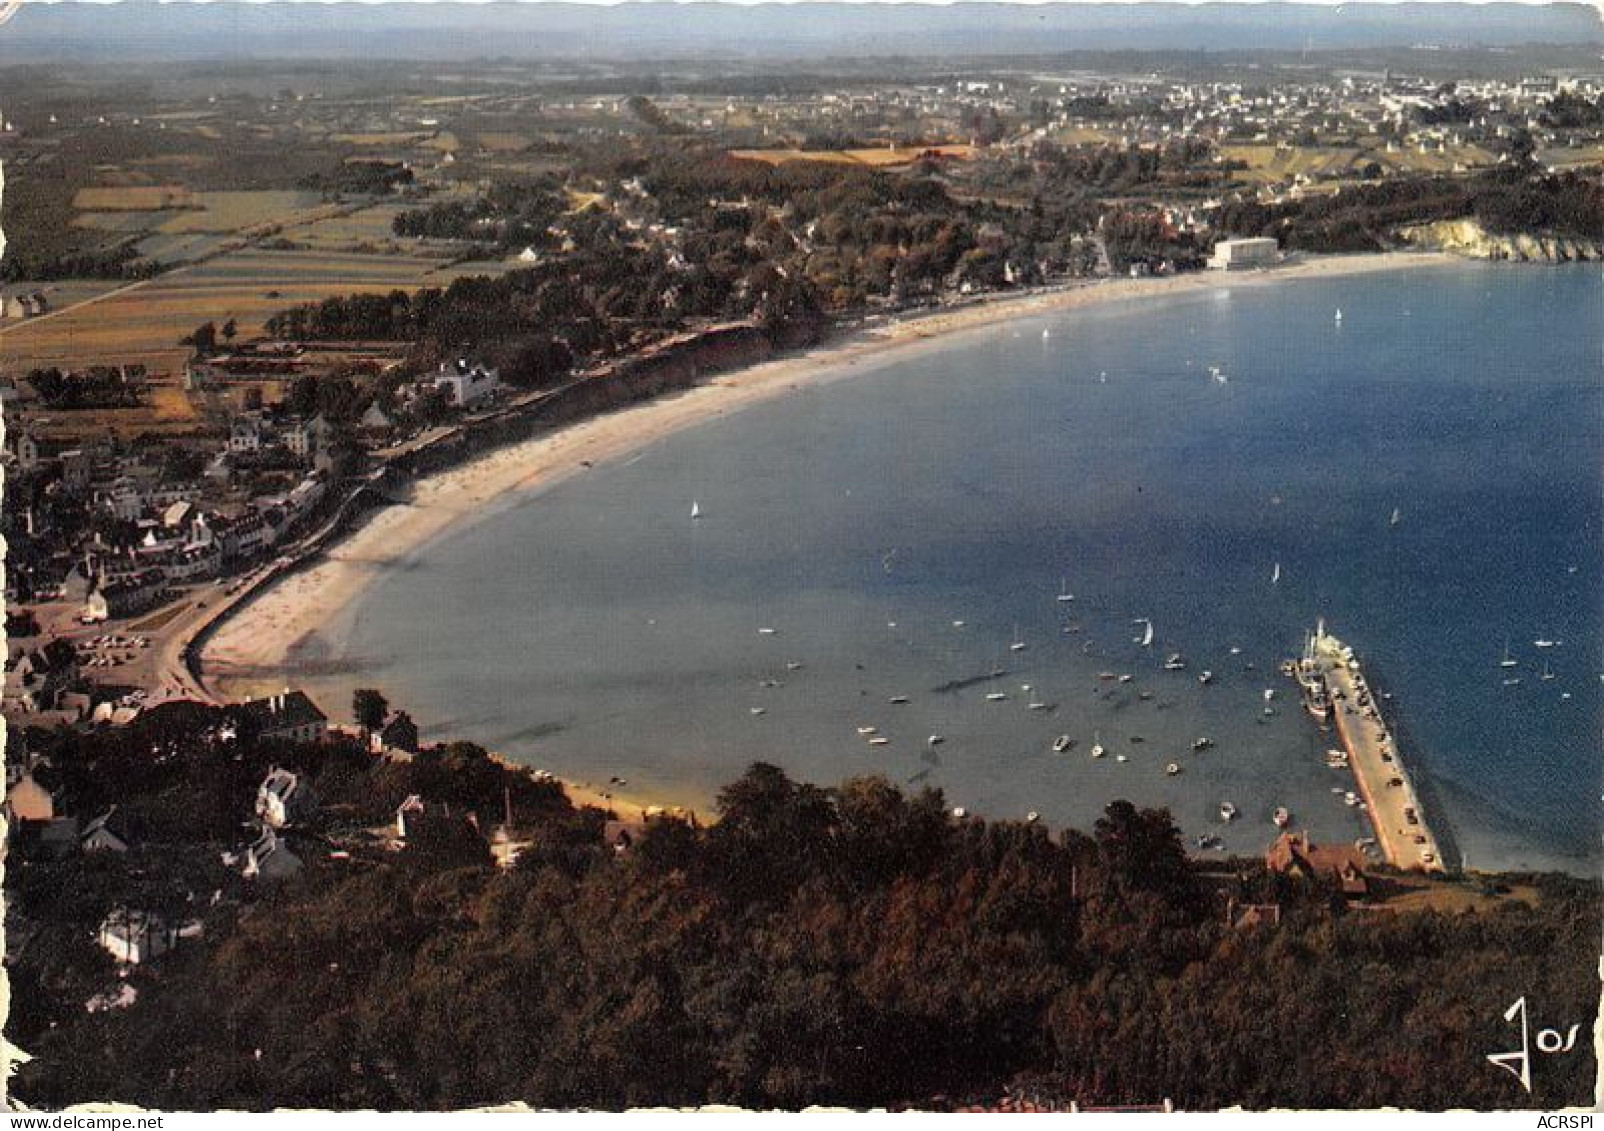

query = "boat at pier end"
[1292,622,1447,874]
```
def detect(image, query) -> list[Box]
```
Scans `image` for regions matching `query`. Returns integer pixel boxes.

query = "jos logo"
[1486,996,1583,1092]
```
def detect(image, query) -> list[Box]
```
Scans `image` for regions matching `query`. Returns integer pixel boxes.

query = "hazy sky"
[44,0,1589,6]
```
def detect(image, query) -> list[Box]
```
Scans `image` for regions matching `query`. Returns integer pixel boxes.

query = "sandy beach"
[202,250,1460,809]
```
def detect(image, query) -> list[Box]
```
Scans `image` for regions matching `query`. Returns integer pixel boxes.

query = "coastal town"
[1,16,1600,1114]
[5,53,1600,715]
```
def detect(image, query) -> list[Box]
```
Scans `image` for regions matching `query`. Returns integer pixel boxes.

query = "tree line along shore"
[6,693,1597,1111]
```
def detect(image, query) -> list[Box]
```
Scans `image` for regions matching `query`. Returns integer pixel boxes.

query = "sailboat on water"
[1500,639,1518,669]
[1271,562,1281,585]
[1057,578,1074,603]
[1389,507,1402,528]
[691,500,702,520]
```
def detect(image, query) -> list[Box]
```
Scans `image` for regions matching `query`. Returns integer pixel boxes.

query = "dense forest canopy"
[8,701,1597,1112]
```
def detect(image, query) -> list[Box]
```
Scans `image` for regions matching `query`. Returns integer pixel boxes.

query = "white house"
[254,766,316,828]
[81,807,133,853]
[239,691,329,745]
[436,358,501,408]
[98,910,201,966]
[241,824,302,882]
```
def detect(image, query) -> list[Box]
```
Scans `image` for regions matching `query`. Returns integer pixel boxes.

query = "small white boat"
[1334,308,1343,323]
[1115,754,1129,763]
[1118,674,1133,684]
[1163,653,1187,671]
[986,692,1010,702]
[1501,677,1522,687]
[928,734,944,746]
[749,707,766,716]
[889,695,910,704]
[1229,646,1242,656]
[691,500,702,520]
[1028,700,1051,711]
[1042,328,1051,340]
[1198,670,1214,685]
[1539,663,1556,682]
[1219,802,1237,822]
[1263,688,1276,702]
[952,619,966,628]
[1534,639,1560,649]
[1010,626,1028,653]
[1090,731,1106,759]
[758,627,778,636]
[1057,579,1075,603]
[1344,792,1359,807]
[1271,562,1281,585]
[1052,734,1072,753]
[1026,811,1040,824]
[1165,762,1181,776]
[1389,507,1402,528]
[1273,807,1291,828]
[1192,737,1213,751]
[1500,639,1517,668]
[786,662,804,671]
[868,736,890,747]
[856,726,878,736]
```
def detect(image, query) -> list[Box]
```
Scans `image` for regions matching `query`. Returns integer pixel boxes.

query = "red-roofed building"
[1266,831,1371,899]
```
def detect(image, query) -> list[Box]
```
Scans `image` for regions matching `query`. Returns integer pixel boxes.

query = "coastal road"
[1314,636,1446,873]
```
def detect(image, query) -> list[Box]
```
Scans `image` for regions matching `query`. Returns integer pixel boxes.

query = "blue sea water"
[323,263,1602,874]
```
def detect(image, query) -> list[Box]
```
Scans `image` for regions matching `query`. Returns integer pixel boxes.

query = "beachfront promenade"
[1311,630,1447,874]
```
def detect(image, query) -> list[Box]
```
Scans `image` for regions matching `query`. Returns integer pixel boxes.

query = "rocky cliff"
[1399,219,1604,262]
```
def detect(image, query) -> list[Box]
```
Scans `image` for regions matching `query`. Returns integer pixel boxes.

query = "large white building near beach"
[1208,237,1279,270]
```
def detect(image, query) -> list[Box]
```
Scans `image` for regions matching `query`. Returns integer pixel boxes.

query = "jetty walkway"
[1308,629,1447,873]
